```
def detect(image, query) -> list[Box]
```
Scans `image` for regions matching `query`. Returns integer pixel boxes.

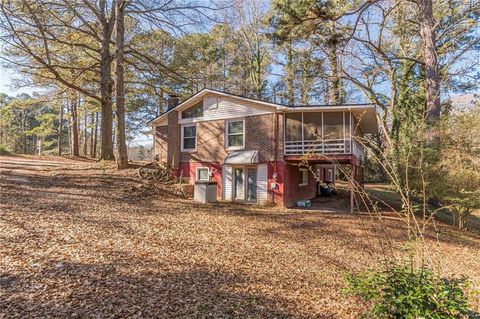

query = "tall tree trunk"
[67,101,71,153]
[89,111,95,157]
[83,111,88,156]
[57,100,63,156]
[254,46,263,99]
[418,0,441,124]
[285,40,295,106]
[70,94,79,156]
[327,38,341,105]
[99,8,115,160]
[22,109,27,154]
[114,0,128,169]
[93,112,99,158]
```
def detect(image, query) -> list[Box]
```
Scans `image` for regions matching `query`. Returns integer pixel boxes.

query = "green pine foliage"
[0,93,62,155]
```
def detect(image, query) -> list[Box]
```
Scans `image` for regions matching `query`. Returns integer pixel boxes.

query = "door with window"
[234,168,244,201]
[233,166,258,203]
[246,167,257,203]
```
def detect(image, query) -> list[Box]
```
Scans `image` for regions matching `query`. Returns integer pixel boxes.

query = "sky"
[0,67,35,96]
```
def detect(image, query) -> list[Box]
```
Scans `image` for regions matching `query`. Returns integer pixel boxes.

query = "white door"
[246,167,257,203]
[222,166,233,200]
[233,167,245,201]
[257,164,268,204]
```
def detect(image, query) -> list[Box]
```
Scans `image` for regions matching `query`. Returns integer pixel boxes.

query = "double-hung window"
[182,125,196,151]
[226,119,244,149]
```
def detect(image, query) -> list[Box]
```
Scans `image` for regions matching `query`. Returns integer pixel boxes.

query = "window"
[299,168,308,186]
[182,101,203,119]
[196,167,210,181]
[323,112,344,140]
[285,113,302,141]
[226,119,244,149]
[327,169,334,182]
[181,125,196,151]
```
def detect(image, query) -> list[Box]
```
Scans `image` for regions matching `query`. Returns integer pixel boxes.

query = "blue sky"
[0,67,35,96]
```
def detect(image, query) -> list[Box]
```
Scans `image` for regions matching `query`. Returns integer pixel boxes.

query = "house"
[148,89,378,209]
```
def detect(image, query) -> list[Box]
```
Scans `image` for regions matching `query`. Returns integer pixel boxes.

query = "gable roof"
[147,88,378,134]
[147,89,282,125]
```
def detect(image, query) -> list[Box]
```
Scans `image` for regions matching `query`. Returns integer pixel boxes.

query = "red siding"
[283,164,317,207]
[175,160,321,207]
[177,162,223,197]
[267,161,285,205]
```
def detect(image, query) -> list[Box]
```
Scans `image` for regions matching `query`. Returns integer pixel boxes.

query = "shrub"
[0,144,11,155]
[344,265,476,318]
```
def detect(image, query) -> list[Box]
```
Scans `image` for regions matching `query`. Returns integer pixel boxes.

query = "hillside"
[1,155,479,318]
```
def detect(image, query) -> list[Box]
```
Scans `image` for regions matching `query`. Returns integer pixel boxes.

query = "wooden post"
[350,164,355,213]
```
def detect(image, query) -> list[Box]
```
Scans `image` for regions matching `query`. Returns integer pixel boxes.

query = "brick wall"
[283,163,317,207]
[180,119,226,163]
[245,114,275,162]
[155,111,287,205]
[179,114,277,164]
[276,113,284,160]
[167,111,180,168]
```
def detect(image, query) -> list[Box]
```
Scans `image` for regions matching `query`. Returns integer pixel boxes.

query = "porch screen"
[323,112,344,140]
[352,115,364,137]
[303,113,322,141]
[285,113,302,141]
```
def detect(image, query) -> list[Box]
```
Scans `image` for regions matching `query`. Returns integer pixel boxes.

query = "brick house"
[148,89,378,208]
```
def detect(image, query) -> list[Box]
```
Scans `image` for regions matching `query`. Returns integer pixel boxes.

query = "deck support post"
[350,164,355,213]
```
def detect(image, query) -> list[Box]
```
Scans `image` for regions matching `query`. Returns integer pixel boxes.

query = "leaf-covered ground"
[1,155,479,318]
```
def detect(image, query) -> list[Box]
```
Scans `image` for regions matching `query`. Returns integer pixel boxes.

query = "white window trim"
[225,118,245,150]
[196,167,210,182]
[299,168,308,186]
[181,124,197,152]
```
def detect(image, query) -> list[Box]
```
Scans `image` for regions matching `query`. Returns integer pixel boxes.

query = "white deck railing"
[284,138,364,160]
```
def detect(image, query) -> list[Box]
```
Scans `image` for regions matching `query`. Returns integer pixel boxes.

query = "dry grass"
[1,155,479,318]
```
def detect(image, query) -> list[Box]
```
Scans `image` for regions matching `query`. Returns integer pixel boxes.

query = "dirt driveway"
[1,155,479,318]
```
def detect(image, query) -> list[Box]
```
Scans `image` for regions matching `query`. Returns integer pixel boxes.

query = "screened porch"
[284,111,364,160]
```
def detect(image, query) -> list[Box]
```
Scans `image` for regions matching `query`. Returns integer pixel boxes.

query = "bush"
[0,144,11,155]
[344,265,476,318]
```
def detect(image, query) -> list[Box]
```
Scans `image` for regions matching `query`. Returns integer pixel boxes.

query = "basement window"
[196,167,210,182]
